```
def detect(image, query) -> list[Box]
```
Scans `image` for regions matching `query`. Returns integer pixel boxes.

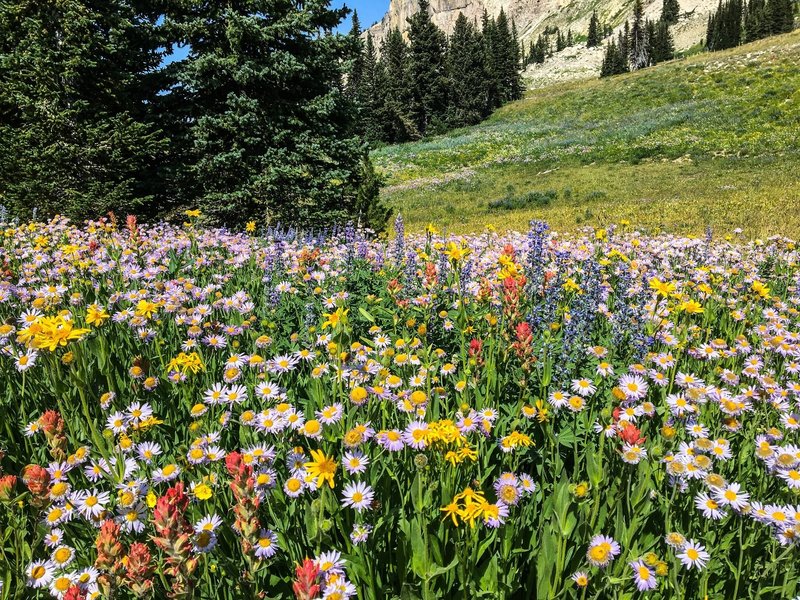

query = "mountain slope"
[366,0,715,58]
[373,31,800,237]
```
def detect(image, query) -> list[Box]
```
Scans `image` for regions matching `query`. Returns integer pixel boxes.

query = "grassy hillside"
[374,31,800,236]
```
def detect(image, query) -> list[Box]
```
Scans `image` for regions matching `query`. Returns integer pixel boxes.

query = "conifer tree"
[651,19,676,62]
[567,29,574,46]
[167,1,371,227]
[661,0,682,24]
[620,21,631,64]
[381,28,419,142]
[358,33,386,143]
[407,0,449,136]
[493,9,524,103]
[556,29,566,51]
[346,11,365,103]
[587,11,601,46]
[630,0,651,69]
[447,13,489,127]
[482,11,501,109]
[0,0,168,220]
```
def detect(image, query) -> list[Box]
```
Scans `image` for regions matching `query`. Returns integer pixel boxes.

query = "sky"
[334,0,390,31]
[164,2,390,64]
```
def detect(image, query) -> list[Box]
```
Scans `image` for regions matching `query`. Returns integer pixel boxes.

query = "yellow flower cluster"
[440,487,495,528]
[167,352,205,375]
[19,315,90,352]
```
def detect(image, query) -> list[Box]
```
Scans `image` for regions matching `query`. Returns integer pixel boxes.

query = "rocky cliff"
[365,0,716,88]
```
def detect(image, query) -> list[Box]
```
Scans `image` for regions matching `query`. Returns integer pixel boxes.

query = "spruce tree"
[346,11,365,103]
[358,34,386,143]
[567,29,574,46]
[482,11,501,110]
[493,9,524,103]
[661,0,682,24]
[407,0,449,136]
[556,29,566,51]
[630,0,651,69]
[447,13,488,127]
[0,0,168,220]
[587,11,601,47]
[381,28,419,142]
[167,1,372,227]
[652,20,676,62]
[620,21,631,65]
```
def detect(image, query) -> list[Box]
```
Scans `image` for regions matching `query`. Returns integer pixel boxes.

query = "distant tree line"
[347,1,524,143]
[0,1,392,231]
[706,0,795,50]
[600,0,676,77]
[525,11,615,67]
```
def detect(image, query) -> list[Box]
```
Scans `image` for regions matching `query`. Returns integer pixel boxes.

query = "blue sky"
[336,0,390,30]
[165,2,389,63]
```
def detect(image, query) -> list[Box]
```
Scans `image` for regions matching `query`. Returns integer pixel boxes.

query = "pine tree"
[346,11,365,103]
[358,34,386,143]
[587,11,601,47]
[493,9,524,103]
[167,1,373,227]
[600,39,629,76]
[0,0,168,220]
[567,28,574,46]
[620,21,631,65]
[407,0,449,136]
[354,153,391,233]
[447,13,489,127]
[661,0,682,24]
[556,29,566,51]
[381,28,419,142]
[651,20,676,62]
[707,0,743,50]
[630,0,651,69]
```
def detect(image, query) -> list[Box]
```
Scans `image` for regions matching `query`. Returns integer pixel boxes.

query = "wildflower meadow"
[1,213,799,599]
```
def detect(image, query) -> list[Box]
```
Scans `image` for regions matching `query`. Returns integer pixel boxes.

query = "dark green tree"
[493,9,524,103]
[380,28,419,142]
[358,33,386,143]
[630,0,651,69]
[706,0,743,50]
[345,10,365,103]
[587,11,601,46]
[556,29,566,51]
[354,153,391,233]
[166,1,373,228]
[0,0,168,221]
[620,21,631,65]
[407,0,449,136]
[651,19,676,62]
[446,13,488,127]
[661,0,682,23]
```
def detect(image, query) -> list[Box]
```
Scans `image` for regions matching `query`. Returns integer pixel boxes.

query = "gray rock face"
[365,0,717,89]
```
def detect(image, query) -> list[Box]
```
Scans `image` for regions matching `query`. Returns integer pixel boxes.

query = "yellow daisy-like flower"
[304,449,337,489]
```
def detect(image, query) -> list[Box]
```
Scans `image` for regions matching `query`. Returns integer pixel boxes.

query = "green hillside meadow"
[374,30,800,237]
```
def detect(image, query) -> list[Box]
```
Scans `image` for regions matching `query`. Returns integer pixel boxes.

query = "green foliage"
[707,0,745,50]
[446,15,489,129]
[0,0,168,221]
[587,11,601,47]
[375,31,800,236]
[0,1,391,233]
[166,1,367,228]
[355,6,523,146]
[488,189,557,210]
[354,153,392,234]
[407,0,449,136]
[661,0,682,24]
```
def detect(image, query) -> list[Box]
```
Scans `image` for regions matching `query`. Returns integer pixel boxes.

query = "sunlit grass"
[375,31,800,237]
